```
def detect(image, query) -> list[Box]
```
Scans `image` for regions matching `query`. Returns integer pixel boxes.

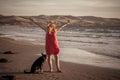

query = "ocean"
[0,26,120,69]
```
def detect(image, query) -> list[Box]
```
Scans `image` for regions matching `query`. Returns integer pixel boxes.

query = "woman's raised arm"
[30,17,47,32]
[57,20,70,31]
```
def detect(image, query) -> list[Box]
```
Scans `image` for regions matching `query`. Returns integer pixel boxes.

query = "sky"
[0,0,120,18]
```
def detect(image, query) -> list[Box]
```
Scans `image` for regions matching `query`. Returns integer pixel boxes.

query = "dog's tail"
[24,70,32,74]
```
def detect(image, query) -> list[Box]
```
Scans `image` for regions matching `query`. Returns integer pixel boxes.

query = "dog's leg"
[35,67,40,74]
[31,65,36,73]
[40,63,44,73]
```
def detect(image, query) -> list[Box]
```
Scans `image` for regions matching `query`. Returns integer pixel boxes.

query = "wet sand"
[60,48,120,69]
[0,37,120,80]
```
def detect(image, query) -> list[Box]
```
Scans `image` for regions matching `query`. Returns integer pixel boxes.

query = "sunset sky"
[0,0,120,18]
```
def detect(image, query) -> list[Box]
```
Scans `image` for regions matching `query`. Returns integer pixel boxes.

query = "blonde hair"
[47,21,57,27]
[47,21,57,33]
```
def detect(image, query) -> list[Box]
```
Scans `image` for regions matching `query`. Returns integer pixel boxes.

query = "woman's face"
[48,21,57,29]
[50,23,55,28]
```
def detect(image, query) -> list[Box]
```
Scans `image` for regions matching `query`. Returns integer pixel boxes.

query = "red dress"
[45,31,60,55]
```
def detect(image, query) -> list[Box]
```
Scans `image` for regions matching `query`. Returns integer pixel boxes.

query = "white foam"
[60,48,120,69]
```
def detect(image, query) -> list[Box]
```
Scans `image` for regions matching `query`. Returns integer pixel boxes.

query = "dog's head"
[41,53,47,60]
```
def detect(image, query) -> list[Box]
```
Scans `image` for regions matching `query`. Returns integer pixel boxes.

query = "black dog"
[24,53,47,73]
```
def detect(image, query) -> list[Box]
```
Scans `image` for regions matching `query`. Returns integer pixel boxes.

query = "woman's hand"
[65,20,70,25]
[29,17,38,23]
[29,17,47,32]
[57,20,71,31]
[67,20,70,23]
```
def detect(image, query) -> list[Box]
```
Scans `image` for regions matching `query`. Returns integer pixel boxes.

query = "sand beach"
[0,37,120,80]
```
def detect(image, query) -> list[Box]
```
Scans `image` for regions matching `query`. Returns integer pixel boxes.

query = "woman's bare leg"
[48,55,53,72]
[54,54,61,72]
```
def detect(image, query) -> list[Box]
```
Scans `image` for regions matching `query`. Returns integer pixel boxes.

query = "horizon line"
[0,14,120,19]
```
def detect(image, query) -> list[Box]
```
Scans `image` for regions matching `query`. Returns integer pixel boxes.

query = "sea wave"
[0,26,120,58]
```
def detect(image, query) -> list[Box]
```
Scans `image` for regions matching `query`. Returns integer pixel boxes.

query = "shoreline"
[1,35,120,59]
[0,25,120,59]
[0,37,120,80]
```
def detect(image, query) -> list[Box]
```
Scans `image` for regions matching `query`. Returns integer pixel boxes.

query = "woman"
[30,18,70,72]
